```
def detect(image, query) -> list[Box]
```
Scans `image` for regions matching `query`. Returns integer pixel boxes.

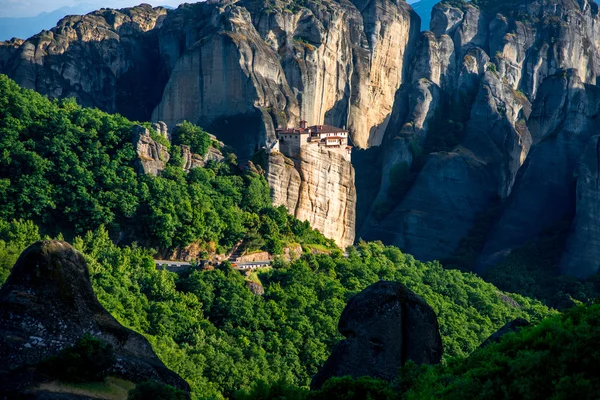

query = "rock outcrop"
[267,145,356,248]
[356,0,600,276]
[151,0,420,150]
[561,135,600,278]
[6,0,600,276]
[478,71,600,271]
[311,280,442,389]
[132,122,225,176]
[132,125,170,176]
[0,0,421,154]
[245,280,265,296]
[0,4,169,122]
[0,241,189,395]
[0,0,418,248]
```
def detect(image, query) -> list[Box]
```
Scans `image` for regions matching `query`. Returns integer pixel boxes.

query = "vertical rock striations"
[150,0,420,152]
[0,0,421,155]
[0,0,420,248]
[478,71,600,270]
[0,4,169,122]
[267,145,356,249]
[6,0,600,274]
[561,135,600,278]
[357,0,600,274]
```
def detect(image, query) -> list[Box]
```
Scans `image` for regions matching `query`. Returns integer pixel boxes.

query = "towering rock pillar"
[267,145,356,249]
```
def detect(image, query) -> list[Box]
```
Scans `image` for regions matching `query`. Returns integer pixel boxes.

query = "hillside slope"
[0,78,551,398]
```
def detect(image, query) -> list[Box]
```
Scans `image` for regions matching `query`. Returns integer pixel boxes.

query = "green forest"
[0,73,599,400]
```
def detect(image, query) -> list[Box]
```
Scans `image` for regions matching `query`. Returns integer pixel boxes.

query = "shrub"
[173,121,211,156]
[40,334,116,383]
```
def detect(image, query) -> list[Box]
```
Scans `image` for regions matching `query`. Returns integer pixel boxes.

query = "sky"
[0,0,188,18]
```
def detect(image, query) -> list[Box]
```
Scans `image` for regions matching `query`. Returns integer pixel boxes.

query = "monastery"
[270,121,352,161]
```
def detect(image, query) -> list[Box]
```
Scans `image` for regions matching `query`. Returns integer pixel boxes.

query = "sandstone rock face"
[0,4,169,122]
[181,144,225,172]
[310,281,442,389]
[0,0,420,154]
[6,0,600,275]
[132,125,170,176]
[356,0,600,274]
[478,71,600,271]
[0,0,420,249]
[151,0,419,150]
[266,151,302,213]
[0,241,189,393]
[267,145,356,249]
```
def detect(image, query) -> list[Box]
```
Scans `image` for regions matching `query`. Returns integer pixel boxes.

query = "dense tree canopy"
[0,74,332,255]
[0,74,582,400]
[0,219,551,399]
[238,304,600,400]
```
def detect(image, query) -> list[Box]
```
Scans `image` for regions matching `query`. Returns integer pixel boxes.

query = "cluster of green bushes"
[0,74,331,255]
[129,380,188,400]
[484,225,600,309]
[40,334,116,383]
[237,303,600,400]
[0,218,551,399]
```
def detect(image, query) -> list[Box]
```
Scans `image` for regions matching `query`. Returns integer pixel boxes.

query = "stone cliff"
[0,4,169,122]
[356,0,600,278]
[0,0,418,249]
[5,0,600,277]
[0,0,420,152]
[267,145,356,248]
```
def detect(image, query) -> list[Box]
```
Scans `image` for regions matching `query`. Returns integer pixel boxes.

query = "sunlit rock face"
[0,0,420,154]
[0,0,420,247]
[267,145,356,249]
[356,0,600,277]
[6,0,600,274]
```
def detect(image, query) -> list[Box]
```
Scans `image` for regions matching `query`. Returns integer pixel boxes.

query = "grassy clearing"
[38,377,136,400]
[303,243,332,254]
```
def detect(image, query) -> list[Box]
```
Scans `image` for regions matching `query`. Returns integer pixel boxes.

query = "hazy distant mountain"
[410,0,437,31]
[0,4,97,41]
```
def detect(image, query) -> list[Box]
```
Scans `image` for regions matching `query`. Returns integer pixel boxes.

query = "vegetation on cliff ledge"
[0,74,333,255]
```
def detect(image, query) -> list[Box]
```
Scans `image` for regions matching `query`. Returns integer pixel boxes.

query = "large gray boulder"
[0,240,189,396]
[311,281,442,389]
